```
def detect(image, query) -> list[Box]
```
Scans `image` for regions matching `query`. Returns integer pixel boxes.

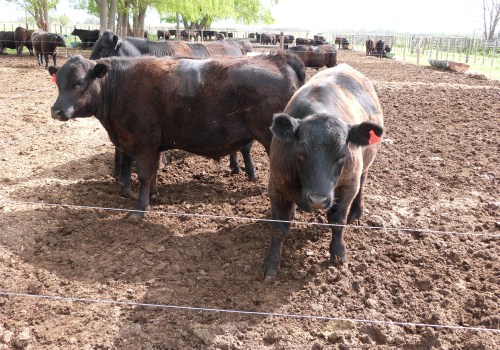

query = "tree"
[482,0,500,39]
[7,0,59,30]
[156,0,276,31]
[73,0,151,37]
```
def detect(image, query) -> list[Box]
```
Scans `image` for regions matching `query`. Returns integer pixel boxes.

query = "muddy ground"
[0,49,499,350]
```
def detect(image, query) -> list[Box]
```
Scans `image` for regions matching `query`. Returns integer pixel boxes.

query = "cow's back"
[286,64,382,125]
[109,54,304,157]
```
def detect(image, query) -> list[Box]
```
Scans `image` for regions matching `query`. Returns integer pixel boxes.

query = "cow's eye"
[74,79,86,89]
[297,152,306,162]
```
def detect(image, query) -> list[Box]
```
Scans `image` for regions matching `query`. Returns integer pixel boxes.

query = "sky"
[0,0,487,36]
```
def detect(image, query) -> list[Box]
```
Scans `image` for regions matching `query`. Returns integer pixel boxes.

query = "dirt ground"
[0,48,499,350]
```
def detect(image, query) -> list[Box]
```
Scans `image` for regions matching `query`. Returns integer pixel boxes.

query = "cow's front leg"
[128,151,160,220]
[327,185,358,266]
[263,192,295,280]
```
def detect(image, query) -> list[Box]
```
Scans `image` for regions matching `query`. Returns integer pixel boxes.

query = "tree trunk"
[108,0,117,32]
[94,0,109,34]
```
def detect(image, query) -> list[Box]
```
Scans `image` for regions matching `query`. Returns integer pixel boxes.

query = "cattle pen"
[1,29,500,350]
[2,22,499,77]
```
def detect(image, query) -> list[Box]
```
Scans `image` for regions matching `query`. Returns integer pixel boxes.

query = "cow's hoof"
[126,212,144,223]
[247,175,258,182]
[329,255,348,269]
[120,188,134,199]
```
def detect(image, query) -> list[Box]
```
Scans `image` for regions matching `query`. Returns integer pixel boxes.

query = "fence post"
[429,36,433,60]
[482,39,487,64]
[492,40,498,66]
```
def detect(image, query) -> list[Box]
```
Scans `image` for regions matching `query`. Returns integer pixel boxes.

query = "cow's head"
[89,30,122,60]
[55,34,67,47]
[271,113,383,211]
[49,55,109,121]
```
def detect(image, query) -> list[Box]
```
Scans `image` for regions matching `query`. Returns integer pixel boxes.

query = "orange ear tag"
[368,130,381,144]
[51,74,56,84]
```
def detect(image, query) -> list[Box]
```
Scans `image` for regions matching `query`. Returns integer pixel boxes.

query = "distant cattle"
[181,30,199,40]
[31,30,66,68]
[365,38,375,55]
[71,28,99,49]
[275,34,294,44]
[157,29,170,40]
[263,63,384,279]
[295,38,314,45]
[314,34,326,42]
[373,39,391,58]
[288,44,337,69]
[200,30,218,40]
[49,53,306,218]
[335,37,350,49]
[260,33,276,45]
[14,27,34,56]
[0,31,16,52]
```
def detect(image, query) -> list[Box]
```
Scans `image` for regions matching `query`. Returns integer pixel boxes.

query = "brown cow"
[264,64,384,279]
[89,30,256,179]
[49,53,306,218]
[288,44,337,69]
[365,38,375,55]
[14,27,34,56]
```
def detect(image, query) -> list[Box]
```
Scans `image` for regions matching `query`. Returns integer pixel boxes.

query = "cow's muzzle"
[51,107,73,121]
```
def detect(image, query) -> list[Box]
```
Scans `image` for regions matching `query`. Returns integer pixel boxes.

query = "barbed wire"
[0,291,498,333]
[2,198,499,238]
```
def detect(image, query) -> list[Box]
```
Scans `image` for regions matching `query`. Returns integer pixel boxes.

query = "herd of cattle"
[3,26,386,279]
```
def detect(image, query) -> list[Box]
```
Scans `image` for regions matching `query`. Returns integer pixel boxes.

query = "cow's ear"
[48,66,59,77]
[112,35,122,50]
[92,63,109,78]
[271,113,299,142]
[348,122,384,146]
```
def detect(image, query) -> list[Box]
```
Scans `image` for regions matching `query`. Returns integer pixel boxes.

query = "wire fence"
[1,198,500,335]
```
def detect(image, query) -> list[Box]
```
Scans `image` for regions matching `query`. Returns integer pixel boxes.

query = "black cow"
[32,30,66,68]
[263,64,384,279]
[49,53,305,218]
[200,30,217,40]
[71,28,99,49]
[335,37,350,49]
[288,45,337,69]
[374,40,391,58]
[14,27,34,56]
[157,29,170,40]
[295,38,314,45]
[0,31,15,52]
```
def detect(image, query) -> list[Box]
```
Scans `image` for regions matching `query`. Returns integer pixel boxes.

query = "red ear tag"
[368,130,381,145]
[51,74,56,84]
